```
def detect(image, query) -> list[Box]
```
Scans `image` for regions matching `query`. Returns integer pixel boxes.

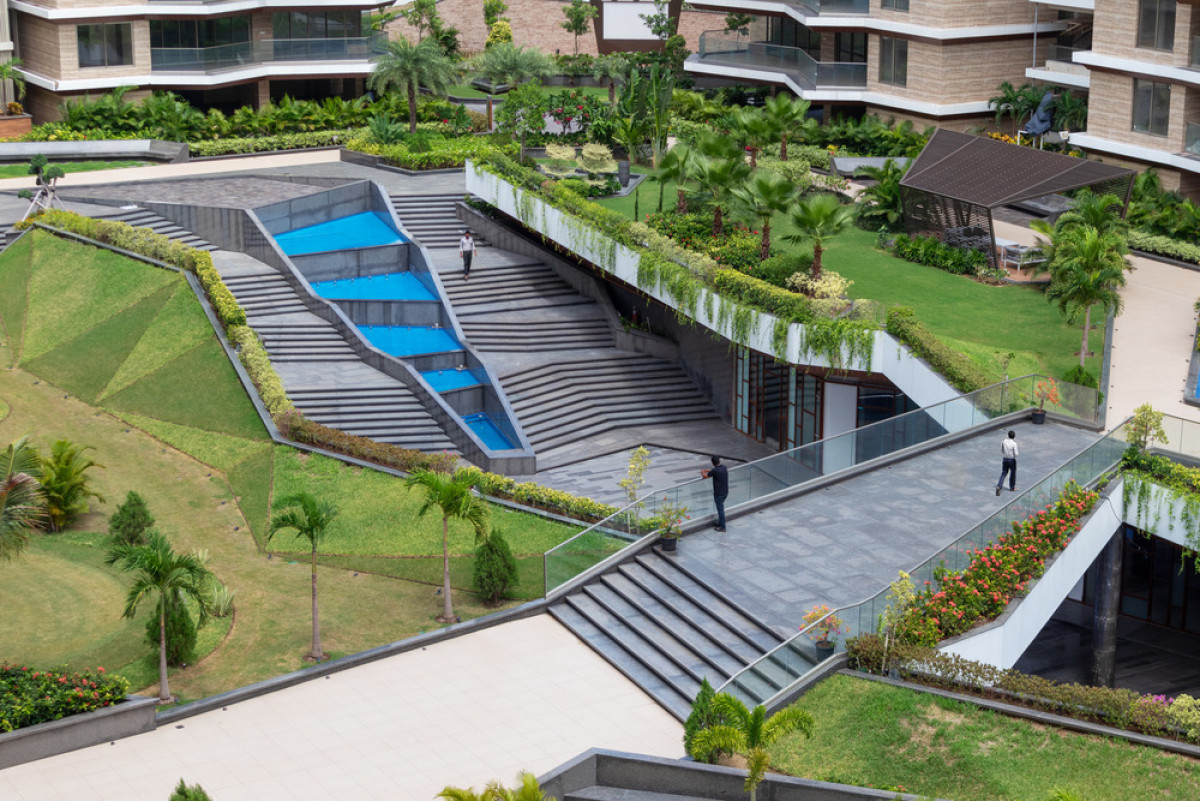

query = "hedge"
[1,665,130,732]
[277,410,457,474]
[229,326,292,416]
[188,129,358,158]
[885,306,989,392]
[1128,229,1200,266]
[455,466,618,522]
[346,136,518,170]
[847,634,1199,743]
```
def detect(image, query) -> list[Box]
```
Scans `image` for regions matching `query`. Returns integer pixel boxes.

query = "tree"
[651,144,694,214]
[761,94,811,162]
[561,0,599,56]
[470,43,554,129]
[268,491,339,661]
[732,171,797,260]
[1044,226,1132,368]
[987,81,1043,137]
[734,107,777,169]
[109,490,155,546]
[438,771,547,801]
[106,532,212,702]
[0,437,44,561]
[483,0,508,28]
[39,439,104,532]
[405,469,489,623]
[472,527,519,605]
[646,63,675,167]
[1054,90,1088,132]
[784,193,855,281]
[855,157,910,232]
[368,37,457,134]
[398,0,441,41]
[168,779,213,801]
[1055,190,1128,237]
[486,20,514,48]
[724,12,753,32]
[495,79,548,162]
[145,587,197,667]
[592,53,632,107]
[690,694,814,801]
[0,58,26,108]
[693,155,752,238]
[683,678,725,763]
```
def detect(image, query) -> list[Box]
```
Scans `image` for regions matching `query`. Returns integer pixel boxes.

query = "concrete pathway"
[0,616,682,801]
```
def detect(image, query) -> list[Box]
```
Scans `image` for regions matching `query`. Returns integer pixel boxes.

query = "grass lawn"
[0,160,144,179]
[772,675,1200,801]
[596,177,1102,383]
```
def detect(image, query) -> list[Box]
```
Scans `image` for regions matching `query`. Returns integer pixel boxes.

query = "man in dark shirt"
[700,455,729,532]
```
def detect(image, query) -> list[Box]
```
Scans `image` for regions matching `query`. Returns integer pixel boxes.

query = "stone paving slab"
[69,176,326,209]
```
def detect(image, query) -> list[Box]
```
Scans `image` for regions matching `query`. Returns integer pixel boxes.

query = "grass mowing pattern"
[109,410,270,473]
[21,284,175,403]
[21,231,175,362]
[101,283,215,400]
[228,446,275,545]
[0,233,32,363]
[770,674,1200,801]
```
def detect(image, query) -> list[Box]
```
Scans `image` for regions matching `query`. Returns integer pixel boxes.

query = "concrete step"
[93,209,218,251]
[566,786,716,801]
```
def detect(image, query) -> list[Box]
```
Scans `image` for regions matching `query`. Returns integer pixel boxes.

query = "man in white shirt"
[459,230,476,280]
[996,430,1018,496]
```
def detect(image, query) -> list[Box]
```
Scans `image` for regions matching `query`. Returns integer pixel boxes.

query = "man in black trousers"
[701,455,729,532]
[996,430,1018,496]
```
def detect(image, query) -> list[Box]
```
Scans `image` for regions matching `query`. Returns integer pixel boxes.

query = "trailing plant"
[0,664,129,732]
[1120,448,1200,558]
[885,307,989,392]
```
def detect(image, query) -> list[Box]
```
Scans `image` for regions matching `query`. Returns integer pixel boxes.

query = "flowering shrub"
[0,665,129,732]
[546,89,606,137]
[801,604,847,644]
[897,481,1099,646]
[1035,378,1060,411]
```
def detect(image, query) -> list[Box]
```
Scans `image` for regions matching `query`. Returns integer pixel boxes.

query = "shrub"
[1128,230,1200,266]
[208,581,236,618]
[345,136,518,170]
[472,527,519,604]
[229,326,292,416]
[169,779,213,801]
[145,591,197,667]
[0,664,129,732]
[486,19,514,46]
[39,439,105,532]
[1061,364,1097,390]
[756,252,810,288]
[108,490,155,546]
[277,410,457,475]
[891,233,987,275]
[886,306,989,393]
[683,677,724,763]
[188,129,356,158]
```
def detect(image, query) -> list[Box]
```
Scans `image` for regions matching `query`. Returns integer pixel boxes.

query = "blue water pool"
[359,325,460,357]
[465,413,516,450]
[311,273,435,301]
[422,368,485,392]
[276,211,406,255]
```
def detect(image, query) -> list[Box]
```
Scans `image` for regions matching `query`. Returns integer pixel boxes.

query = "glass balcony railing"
[543,375,1102,596]
[1047,44,1086,64]
[718,420,1131,709]
[1192,35,1200,69]
[1185,122,1200,157]
[151,35,385,72]
[695,30,866,89]
[796,0,870,14]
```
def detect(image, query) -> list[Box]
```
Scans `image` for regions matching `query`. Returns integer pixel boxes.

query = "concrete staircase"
[503,354,718,452]
[252,322,359,362]
[390,193,489,248]
[549,549,806,720]
[286,384,456,450]
[94,208,218,251]
[220,271,309,318]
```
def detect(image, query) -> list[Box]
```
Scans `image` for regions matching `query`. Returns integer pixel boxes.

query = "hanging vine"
[772,318,791,360]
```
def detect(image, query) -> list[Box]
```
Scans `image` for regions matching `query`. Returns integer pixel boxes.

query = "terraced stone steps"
[221,272,310,318]
[549,550,801,720]
[253,323,358,362]
[389,193,489,249]
[459,317,615,352]
[94,208,218,251]
[288,386,457,451]
[440,262,588,314]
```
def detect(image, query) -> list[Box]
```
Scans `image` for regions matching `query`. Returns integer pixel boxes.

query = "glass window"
[834,32,866,63]
[1132,78,1171,136]
[881,0,909,10]
[879,36,907,86]
[1138,0,1176,51]
[77,23,133,68]
[272,11,361,40]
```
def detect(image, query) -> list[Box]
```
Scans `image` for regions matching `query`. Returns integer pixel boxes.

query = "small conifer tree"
[472,527,519,605]
[109,490,155,546]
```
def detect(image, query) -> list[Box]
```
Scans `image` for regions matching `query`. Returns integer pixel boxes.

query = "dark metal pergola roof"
[900,128,1135,208]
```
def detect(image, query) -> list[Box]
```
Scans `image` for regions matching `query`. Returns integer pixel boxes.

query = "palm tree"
[268,492,339,661]
[438,771,546,801]
[855,158,910,232]
[1053,90,1088,132]
[691,693,814,801]
[368,37,458,134]
[988,81,1042,137]
[784,193,855,282]
[1045,226,1132,367]
[106,531,212,702]
[732,171,797,260]
[734,107,776,169]
[1056,190,1128,236]
[39,440,104,532]
[0,58,26,109]
[592,52,632,107]
[693,155,752,238]
[1,437,45,561]
[761,94,811,162]
[652,144,693,214]
[404,470,489,623]
[470,43,554,129]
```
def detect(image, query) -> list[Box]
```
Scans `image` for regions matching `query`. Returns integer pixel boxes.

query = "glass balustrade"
[1186,122,1200,157]
[695,31,866,89]
[152,35,385,72]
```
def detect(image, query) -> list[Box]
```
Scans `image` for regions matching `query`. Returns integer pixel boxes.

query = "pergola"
[899,129,1136,268]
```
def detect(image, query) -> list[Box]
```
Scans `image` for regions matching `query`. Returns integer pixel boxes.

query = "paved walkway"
[0,616,682,801]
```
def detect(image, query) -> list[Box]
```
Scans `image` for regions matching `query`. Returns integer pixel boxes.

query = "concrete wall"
[0,696,158,771]
[255,181,374,236]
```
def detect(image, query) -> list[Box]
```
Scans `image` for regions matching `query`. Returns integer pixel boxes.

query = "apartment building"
[9,0,389,121]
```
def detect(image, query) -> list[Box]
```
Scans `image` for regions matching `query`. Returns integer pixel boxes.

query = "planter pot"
[1032,409,1047,425]
[659,535,678,553]
[815,641,836,661]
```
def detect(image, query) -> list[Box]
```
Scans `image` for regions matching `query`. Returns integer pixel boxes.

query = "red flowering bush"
[898,481,1098,646]
[0,664,130,732]
[546,89,606,137]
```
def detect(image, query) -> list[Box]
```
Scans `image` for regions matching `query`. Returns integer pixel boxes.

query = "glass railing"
[816,61,868,88]
[796,0,870,14]
[1192,36,1200,69]
[1047,44,1087,64]
[151,35,385,72]
[543,374,1102,595]
[1186,122,1200,157]
[718,421,1130,708]
[1151,414,1200,459]
[695,30,866,89]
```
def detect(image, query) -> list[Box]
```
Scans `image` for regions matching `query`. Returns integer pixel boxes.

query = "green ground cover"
[597,177,1102,383]
[772,675,1200,801]
[0,160,144,179]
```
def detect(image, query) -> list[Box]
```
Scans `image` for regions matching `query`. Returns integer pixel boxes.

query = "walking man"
[996,430,1018,496]
[459,230,476,280]
[701,455,729,532]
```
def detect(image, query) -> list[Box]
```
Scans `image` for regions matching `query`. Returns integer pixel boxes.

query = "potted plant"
[801,604,847,661]
[1033,378,1059,425]
[655,496,689,553]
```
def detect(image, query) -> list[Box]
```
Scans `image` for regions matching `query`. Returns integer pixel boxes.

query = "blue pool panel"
[311,272,435,301]
[422,368,485,392]
[360,325,460,357]
[465,413,516,450]
[276,212,406,255]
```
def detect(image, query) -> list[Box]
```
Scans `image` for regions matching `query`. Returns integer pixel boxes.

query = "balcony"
[1026,43,1090,89]
[795,0,869,13]
[693,30,867,90]
[150,35,385,72]
[1184,122,1200,158]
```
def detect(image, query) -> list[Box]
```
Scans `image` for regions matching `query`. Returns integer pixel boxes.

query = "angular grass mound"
[0,232,33,362]
[109,410,270,472]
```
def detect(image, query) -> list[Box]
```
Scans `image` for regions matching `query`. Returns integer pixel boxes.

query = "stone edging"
[0,696,158,770]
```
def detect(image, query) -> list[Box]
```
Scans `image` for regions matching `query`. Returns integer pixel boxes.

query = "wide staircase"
[286,384,457,450]
[503,354,718,452]
[390,193,489,249]
[94,208,218,251]
[548,548,809,720]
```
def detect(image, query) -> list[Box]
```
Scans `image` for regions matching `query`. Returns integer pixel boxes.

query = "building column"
[1089,528,1124,687]
[255,79,271,109]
